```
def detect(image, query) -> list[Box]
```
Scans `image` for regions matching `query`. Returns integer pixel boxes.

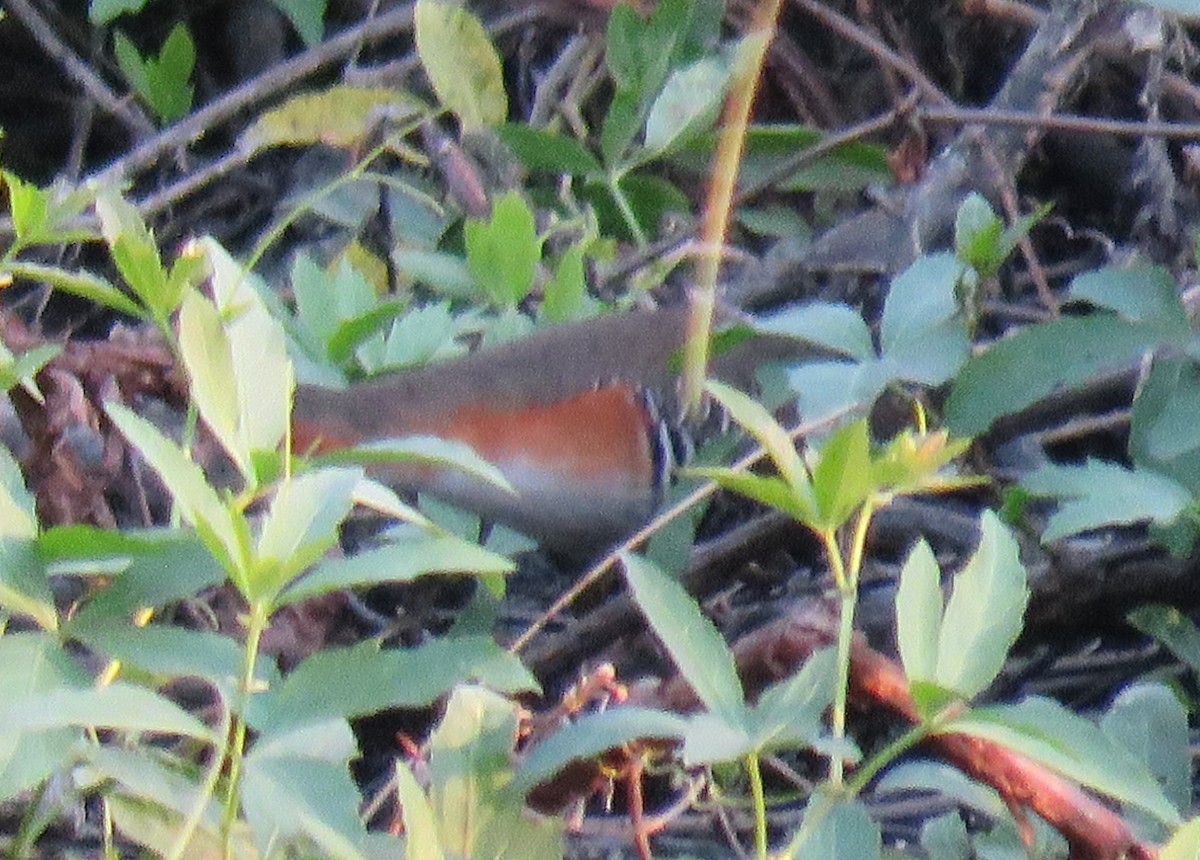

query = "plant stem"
[746,753,769,859]
[166,691,232,860]
[607,171,648,248]
[682,2,783,416]
[220,600,269,859]
[824,502,875,788]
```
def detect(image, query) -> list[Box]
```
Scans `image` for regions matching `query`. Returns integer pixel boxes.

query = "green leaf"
[270,0,328,47]
[252,468,361,601]
[878,252,969,385]
[179,289,248,477]
[0,539,58,631]
[1128,604,1200,675]
[89,0,147,24]
[241,753,368,860]
[947,696,1179,825]
[394,761,445,860]
[934,511,1027,698]
[430,687,563,858]
[0,444,37,540]
[67,618,244,690]
[414,0,507,130]
[642,55,728,156]
[811,418,872,528]
[622,553,744,723]
[254,637,535,734]
[517,707,690,790]
[238,85,423,154]
[105,404,247,581]
[705,380,809,497]
[954,193,1003,273]
[1162,817,1200,860]
[894,539,942,685]
[1129,354,1200,494]
[496,124,601,175]
[1070,264,1190,337]
[49,528,226,622]
[3,261,142,318]
[0,633,88,800]
[312,434,513,495]
[201,238,294,459]
[114,24,195,123]
[0,341,58,406]
[947,315,1177,436]
[541,243,589,324]
[1101,683,1190,818]
[390,248,478,299]
[95,190,181,321]
[1020,459,1193,541]
[754,303,873,362]
[0,682,215,742]
[743,646,838,751]
[328,300,409,365]
[464,191,540,307]
[278,535,513,606]
[82,746,222,829]
[382,302,464,368]
[686,467,815,522]
[791,797,881,860]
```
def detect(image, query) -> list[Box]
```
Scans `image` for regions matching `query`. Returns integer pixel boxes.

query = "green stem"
[221,600,269,858]
[166,690,232,860]
[746,753,768,860]
[607,172,647,248]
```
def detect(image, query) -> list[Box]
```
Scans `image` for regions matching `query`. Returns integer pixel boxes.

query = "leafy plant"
[113,22,195,123]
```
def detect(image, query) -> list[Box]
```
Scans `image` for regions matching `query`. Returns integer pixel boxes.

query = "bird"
[291,305,822,552]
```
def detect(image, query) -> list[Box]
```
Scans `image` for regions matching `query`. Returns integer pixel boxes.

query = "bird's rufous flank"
[292,305,818,552]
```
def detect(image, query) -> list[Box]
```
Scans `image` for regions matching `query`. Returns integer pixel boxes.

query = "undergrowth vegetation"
[1,0,1200,858]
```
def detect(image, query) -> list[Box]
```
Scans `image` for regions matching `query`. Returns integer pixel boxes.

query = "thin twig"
[5,0,156,139]
[920,103,1200,138]
[790,0,953,106]
[88,6,419,189]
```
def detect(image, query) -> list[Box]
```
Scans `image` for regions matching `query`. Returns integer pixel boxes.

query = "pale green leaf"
[238,85,423,153]
[278,534,513,606]
[517,707,689,789]
[705,380,808,496]
[1021,459,1193,541]
[0,539,58,631]
[241,754,367,860]
[0,445,37,539]
[179,290,248,478]
[935,512,1027,698]
[429,686,562,860]
[894,538,942,685]
[464,191,539,307]
[254,637,535,734]
[1161,818,1200,860]
[622,552,744,723]
[201,238,294,458]
[414,0,507,130]
[1101,683,1190,816]
[0,633,88,800]
[947,696,1179,825]
[394,760,445,860]
[0,682,215,742]
[106,403,246,579]
[754,302,873,362]
[643,55,728,155]
[253,468,361,599]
